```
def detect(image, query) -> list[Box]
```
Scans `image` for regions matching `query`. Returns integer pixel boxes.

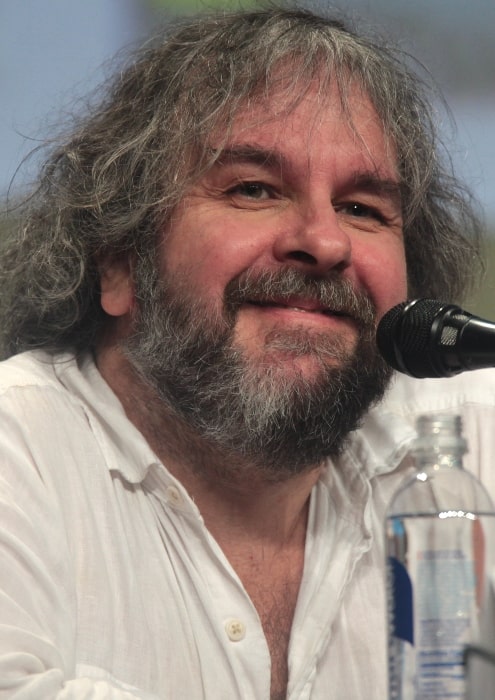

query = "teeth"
[251,301,337,315]
[287,306,331,315]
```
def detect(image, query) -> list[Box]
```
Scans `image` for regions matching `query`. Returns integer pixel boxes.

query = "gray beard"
[123,267,392,480]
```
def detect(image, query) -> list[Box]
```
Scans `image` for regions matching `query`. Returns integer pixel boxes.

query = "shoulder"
[0,350,91,444]
[0,349,156,484]
[376,369,495,493]
[353,369,495,481]
[382,368,495,415]
[0,349,70,395]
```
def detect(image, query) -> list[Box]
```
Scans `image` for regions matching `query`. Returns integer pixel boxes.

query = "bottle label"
[415,548,474,697]
[387,516,479,699]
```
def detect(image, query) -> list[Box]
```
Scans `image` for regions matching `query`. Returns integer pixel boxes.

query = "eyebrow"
[350,172,402,204]
[208,144,290,173]
[208,145,402,203]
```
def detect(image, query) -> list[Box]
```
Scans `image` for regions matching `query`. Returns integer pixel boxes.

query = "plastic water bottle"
[386,413,495,699]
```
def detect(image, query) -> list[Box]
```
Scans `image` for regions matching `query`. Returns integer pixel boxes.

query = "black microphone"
[376,298,495,378]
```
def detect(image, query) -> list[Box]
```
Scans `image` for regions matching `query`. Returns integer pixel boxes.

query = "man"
[0,6,493,699]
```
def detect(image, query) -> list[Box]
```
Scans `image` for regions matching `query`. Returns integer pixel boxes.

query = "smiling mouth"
[247,300,351,319]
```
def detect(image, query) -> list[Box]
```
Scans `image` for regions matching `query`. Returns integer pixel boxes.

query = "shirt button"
[165,484,182,506]
[225,618,246,642]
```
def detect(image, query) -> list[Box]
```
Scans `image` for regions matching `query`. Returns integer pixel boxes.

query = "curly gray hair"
[0,5,483,358]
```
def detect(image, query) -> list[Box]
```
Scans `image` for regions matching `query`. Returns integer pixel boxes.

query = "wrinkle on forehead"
[208,78,398,180]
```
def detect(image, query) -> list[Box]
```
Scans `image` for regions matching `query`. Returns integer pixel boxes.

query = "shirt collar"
[56,352,160,483]
[57,354,415,488]
[342,375,417,480]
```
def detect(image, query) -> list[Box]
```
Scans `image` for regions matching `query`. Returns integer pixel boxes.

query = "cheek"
[167,244,245,296]
[358,243,408,317]
[163,220,267,296]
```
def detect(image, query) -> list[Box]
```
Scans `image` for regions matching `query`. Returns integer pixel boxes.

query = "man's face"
[119,84,407,478]
[159,84,406,378]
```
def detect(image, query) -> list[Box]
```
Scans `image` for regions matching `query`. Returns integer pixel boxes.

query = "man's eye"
[341,202,385,222]
[228,182,272,200]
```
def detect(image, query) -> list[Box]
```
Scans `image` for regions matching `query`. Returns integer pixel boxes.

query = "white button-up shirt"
[1,350,495,699]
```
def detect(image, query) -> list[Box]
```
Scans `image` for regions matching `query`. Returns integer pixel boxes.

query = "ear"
[99,256,135,317]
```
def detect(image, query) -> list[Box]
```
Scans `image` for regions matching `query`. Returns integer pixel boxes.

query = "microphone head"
[376,299,470,378]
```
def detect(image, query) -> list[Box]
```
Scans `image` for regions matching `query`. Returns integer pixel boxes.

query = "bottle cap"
[412,412,467,456]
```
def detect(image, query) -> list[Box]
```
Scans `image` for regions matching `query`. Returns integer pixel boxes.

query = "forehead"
[209,80,397,176]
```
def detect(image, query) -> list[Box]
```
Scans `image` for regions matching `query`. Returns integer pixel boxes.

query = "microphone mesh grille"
[377,299,453,377]
[440,326,458,346]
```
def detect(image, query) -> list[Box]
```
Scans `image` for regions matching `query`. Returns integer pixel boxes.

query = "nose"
[272,204,352,275]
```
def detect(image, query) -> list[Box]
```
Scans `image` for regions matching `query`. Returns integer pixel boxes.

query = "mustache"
[224,267,376,327]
